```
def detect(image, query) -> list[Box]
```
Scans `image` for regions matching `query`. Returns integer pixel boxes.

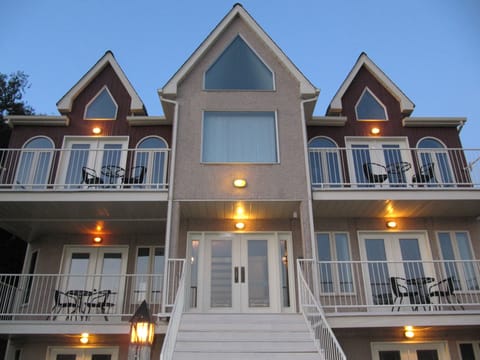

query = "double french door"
[57,136,128,187]
[188,232,294,313]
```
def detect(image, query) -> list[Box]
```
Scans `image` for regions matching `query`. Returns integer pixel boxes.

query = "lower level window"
[459,342,480,360]
[202,111,278,163]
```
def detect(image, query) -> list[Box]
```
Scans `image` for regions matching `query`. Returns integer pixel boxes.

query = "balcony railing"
[0,147,170,191]
[308,147,480,189]
[298,259,480,314]
[0,259,184,323]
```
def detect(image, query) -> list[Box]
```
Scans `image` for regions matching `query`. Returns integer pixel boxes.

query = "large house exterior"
[1,4,479,360]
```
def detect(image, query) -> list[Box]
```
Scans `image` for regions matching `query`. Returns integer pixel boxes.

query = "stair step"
[172,313,322,360]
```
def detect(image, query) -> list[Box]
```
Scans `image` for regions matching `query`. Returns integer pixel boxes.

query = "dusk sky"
[1,0,479,147]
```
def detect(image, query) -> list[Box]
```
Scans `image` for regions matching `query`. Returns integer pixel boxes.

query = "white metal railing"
[0,259,184,322]
[160,260,186,360]
[308,147,480,189]
[0,147,170,190]
[297,260,347,360]
[301,259,480,313]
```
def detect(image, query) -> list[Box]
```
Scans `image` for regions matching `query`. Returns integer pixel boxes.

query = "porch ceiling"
[179,200,301,220]
[0,191,168,241]
[312,190,480,218]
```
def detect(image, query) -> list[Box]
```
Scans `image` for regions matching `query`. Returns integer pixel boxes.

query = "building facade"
[0,4,479,360]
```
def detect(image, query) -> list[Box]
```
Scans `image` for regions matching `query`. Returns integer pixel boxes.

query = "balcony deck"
[298,259,480,327]
[0,260,184,334]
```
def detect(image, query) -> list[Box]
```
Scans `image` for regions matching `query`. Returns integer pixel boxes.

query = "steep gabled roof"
[160,3,318,97]
[327,52,415,116]
[56,51,145,114]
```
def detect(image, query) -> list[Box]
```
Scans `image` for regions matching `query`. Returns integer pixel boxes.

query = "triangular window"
[205,35,274,90]
[84,87,118,120]
[355,88,387,120]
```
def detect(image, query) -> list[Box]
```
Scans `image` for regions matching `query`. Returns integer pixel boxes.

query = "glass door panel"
[246,240,269,308]
[210,239,233,308]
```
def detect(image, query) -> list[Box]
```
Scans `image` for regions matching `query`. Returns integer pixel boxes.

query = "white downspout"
[300,93,319,261]
[159,93,179,314]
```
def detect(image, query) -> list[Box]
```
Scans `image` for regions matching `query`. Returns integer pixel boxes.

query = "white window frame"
[457,341,480,360]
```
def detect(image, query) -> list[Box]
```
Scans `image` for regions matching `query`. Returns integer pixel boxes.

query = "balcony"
[0,147,170,191]
[0,259,184,332]
[298,259,480,325]
[308,147,480,189]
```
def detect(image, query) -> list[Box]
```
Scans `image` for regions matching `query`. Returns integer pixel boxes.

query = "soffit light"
[404,326,414,339]
[93,236,103,244]
[92,127,102,135]
[370,127,380,135]
[235,222,245,230]
[80,333,89,344]
[233,178,247,188]
[386,220,397,229]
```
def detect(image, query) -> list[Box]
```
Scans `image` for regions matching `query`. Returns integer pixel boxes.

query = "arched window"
[308,137,342,187]
[355,87,387,121]
[15,137,54,189]
[133,137,168,188]
[417,138,454,185]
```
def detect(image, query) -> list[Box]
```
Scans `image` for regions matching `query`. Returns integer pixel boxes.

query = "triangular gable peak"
[57,51,145,115]
[327,52,414,116]
[160,3,317,98]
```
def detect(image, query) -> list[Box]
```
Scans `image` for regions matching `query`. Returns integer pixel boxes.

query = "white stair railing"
[297,259,347,360]
[160,260,186,360]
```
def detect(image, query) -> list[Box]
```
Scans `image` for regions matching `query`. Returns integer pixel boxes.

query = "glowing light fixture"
[371,127,380,135]
[93,236,103,244]
[235,222,245,230]
[233,178,247,188]
[92,127,102,135]
[404,326,414,339]
[130,300,155,345]
[386,220,397,229]
[80,333,89,344]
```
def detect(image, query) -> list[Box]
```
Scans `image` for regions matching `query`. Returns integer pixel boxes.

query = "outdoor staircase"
[171,313,321,360]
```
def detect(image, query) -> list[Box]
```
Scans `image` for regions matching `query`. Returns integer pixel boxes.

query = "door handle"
[234,266,239,283]
[241,266,245,283]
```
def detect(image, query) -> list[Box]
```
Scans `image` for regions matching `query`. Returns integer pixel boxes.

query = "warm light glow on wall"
[370,127,380,135]
[92,127,102,135]
[233,178,247,188]
[404,326,414,339]
[386,220,397,229]
[235,222,245,230]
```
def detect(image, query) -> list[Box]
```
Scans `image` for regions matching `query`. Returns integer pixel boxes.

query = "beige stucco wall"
[169,15,314,257]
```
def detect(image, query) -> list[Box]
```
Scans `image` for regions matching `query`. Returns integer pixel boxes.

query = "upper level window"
[84,86,118,120]
[15,136,54,189]
[202,111,278,163]
[204,35,274,90]
[308,137,342,187]
[355,87,387,120]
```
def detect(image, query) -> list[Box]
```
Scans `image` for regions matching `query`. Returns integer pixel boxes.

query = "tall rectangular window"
[316,232,353,293]
[202,111,278,163]
[438,231,479,290]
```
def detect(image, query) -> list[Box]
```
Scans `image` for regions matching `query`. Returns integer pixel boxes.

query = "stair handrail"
[160,260,186,360]
[297,259,347,360]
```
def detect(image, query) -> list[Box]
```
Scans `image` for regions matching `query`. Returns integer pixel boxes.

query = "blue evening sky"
[1,0,479,147]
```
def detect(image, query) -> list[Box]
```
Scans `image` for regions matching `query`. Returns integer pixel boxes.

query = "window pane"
[317,233,333,292]
[91,355,112,360]
[335,233,353,292]
[85,88,117,119]
[203,111,277,163]
[378,351,401,360]
[56,355,76,360]
[356,89,387,120]
[400,238,425,280]
[459,343,475,360]
[205,36,273,90]
[416,349,439,360]
[365,239,390,304]
[210,240,232,307]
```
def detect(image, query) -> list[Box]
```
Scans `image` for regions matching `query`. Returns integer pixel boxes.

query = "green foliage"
[0,71,35,117]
